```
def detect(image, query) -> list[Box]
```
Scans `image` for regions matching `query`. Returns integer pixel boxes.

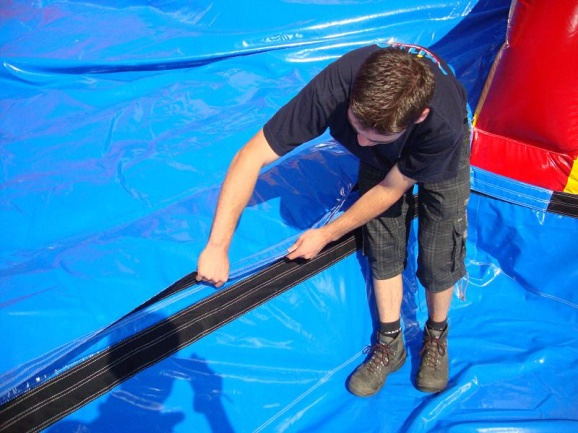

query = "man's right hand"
[194,129,278,288]
[195,245,230,287]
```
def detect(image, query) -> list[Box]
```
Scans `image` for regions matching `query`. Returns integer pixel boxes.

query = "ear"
[414,107,430,124]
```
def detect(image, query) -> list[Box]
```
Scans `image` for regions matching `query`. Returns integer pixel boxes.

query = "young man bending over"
[196,43,470,395]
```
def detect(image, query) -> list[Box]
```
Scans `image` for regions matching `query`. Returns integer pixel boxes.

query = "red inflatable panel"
[472,0,578,192]
[471,129,574,191]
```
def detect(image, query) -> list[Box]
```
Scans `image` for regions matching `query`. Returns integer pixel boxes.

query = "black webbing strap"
[1,267,203,407]
[547,190,578,218]
[0,229,361,433]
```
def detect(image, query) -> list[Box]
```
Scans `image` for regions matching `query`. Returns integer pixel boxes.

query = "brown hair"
[350,47,436,134]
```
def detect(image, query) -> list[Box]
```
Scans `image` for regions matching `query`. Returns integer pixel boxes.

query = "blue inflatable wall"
[1,1,577,432]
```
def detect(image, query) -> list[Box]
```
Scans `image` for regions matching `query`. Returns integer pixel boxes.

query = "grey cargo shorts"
[358,129,470,292]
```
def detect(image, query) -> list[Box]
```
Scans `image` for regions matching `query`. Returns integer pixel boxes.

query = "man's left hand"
[286,228,331,260]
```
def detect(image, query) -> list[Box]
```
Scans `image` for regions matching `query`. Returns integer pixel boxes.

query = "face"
[347,108,405,147]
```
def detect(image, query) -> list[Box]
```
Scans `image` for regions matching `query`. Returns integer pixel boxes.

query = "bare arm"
[196,129,279,286]
[287,164,416,260]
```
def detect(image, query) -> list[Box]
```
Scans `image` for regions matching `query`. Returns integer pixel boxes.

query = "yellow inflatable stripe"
[564,158,578,194]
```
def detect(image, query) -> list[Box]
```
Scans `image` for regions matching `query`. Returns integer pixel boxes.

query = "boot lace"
[420,334,446,369]
[363,343,395,373]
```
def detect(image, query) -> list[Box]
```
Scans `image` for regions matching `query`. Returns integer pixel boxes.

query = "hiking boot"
[416,325,449,393]
[347,332,406,397]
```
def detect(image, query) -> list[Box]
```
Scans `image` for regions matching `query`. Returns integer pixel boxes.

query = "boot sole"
[415,379,448,393]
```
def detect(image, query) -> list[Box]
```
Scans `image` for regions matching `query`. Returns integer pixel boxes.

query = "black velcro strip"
[0,229,361,433]
[547,190,578,218]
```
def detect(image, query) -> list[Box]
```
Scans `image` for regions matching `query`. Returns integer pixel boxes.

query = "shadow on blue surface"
[44,313,235,433]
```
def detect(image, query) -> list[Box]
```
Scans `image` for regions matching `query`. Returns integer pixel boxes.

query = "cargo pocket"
[451,214,467,272]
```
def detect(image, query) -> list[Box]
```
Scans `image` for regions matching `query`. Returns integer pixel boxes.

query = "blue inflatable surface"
[1,0,577,432]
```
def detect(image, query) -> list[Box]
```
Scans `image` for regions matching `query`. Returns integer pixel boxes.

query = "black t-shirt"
[263,44,468,183]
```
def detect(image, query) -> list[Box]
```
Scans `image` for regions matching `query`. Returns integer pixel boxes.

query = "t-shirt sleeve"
[263,59,353,156]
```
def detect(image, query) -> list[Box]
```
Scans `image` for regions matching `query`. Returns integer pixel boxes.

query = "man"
[196,43,470,396]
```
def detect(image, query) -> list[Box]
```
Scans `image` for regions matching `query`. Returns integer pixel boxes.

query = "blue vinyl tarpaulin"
[1,0,577,432]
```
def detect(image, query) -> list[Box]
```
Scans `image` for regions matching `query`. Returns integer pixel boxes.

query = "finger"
[286,246,302,260]
[198,274,215,285]
[287,239,301,254]
[209,274,228,287]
